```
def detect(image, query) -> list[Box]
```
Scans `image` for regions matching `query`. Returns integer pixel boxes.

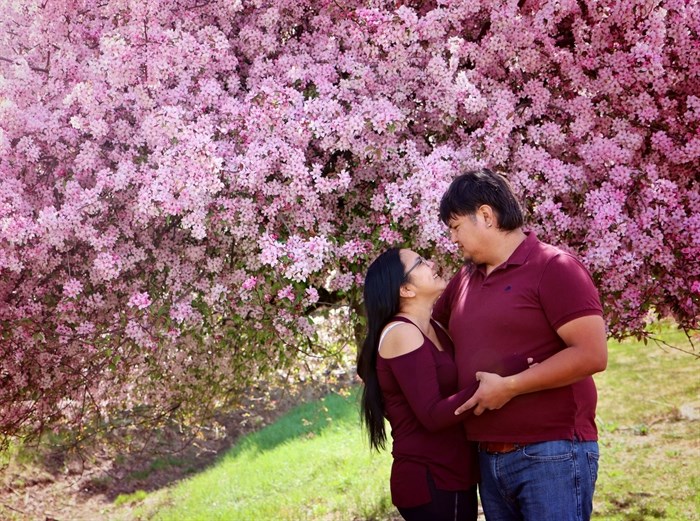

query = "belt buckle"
[482,441,520,454]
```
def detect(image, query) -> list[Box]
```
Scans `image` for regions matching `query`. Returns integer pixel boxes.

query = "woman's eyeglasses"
[404,256,429,280]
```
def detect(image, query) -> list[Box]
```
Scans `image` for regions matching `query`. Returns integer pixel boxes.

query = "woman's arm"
[385,347,479,432]
[380,320,477,432]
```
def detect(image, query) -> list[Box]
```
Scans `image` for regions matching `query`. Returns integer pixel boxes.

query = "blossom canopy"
[1,0,698,440]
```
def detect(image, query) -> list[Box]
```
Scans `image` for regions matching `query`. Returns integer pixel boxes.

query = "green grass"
[594,324,700,521]
[115,489,148,507]
[121,389,396,521]
[115,324,699,521]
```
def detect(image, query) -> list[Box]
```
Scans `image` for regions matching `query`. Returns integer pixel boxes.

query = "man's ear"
[478,204,496,228]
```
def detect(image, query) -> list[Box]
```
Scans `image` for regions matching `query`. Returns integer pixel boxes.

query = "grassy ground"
[593,325,700,520]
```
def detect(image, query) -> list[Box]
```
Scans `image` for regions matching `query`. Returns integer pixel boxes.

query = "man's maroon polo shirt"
[433,232,604,442]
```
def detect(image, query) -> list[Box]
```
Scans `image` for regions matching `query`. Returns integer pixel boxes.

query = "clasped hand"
[454,358,536,416]
[454,371,515,416]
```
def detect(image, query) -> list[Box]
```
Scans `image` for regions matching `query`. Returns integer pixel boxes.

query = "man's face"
[447,213,484,263]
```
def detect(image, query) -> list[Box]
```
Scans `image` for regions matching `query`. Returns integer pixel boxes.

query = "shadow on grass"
[227,390,360,457]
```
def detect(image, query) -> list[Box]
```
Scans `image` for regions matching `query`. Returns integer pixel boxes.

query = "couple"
[357,169,608,521]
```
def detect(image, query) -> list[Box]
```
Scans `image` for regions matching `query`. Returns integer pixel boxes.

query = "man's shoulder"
[521,238,595,283]
[531,238,582,265]
[536,244,597,289]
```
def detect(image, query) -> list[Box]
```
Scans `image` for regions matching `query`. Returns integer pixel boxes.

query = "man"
[432,168,608,521]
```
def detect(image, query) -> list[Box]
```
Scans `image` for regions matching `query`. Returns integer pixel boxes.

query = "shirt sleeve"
[384,347,478,432]
[539,253,604,331]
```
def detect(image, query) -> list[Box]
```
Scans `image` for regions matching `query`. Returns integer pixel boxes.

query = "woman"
[357,248,482,521]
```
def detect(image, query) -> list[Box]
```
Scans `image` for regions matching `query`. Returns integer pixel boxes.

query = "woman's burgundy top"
[376,316,480,508]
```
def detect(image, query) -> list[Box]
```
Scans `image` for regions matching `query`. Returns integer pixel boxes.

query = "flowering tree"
[1,0,698,442]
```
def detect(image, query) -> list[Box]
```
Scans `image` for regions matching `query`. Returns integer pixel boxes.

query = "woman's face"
[399,249,447,296]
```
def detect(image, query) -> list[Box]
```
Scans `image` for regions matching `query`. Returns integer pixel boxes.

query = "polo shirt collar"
[504,230,538,267]
[474,230,537,276]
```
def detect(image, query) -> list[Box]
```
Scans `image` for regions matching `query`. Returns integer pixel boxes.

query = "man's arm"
[455,314,607,415]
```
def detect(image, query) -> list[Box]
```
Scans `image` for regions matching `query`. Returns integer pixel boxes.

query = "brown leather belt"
[480,441,528,454]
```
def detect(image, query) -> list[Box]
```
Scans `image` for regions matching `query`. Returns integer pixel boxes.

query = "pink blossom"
[303,287,319,306]
[127,292,152,310]
[62,278,83,298]
[241,276,259,291]
[276,285,296,302]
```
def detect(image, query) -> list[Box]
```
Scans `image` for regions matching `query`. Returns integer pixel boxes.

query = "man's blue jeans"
[478,440,599,521]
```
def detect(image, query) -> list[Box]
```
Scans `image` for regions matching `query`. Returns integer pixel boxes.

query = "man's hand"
[454,371,517,416]
[454,358,538,416]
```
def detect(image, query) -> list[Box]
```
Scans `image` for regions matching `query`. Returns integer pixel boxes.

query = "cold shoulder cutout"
[378,320,423,359]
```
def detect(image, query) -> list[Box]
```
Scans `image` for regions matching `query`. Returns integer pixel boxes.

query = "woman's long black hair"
[356,248,406,451]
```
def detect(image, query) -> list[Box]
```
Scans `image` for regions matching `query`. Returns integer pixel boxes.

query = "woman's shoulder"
[378,320,424,360]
